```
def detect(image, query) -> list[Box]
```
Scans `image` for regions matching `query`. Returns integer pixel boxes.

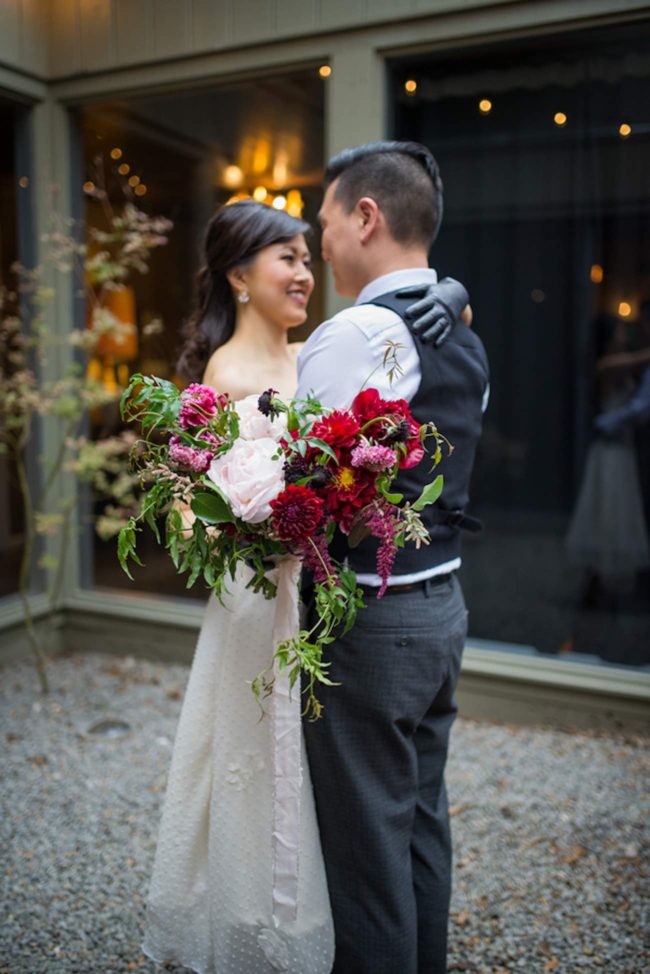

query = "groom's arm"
[296,316,384,408]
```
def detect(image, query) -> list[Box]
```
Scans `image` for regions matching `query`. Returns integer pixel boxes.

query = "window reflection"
[0,100,25,599]
[391,24,650,667]
[78,69,325,598]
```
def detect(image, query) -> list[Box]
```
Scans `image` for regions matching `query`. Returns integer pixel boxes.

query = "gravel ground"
[1,651,648,974]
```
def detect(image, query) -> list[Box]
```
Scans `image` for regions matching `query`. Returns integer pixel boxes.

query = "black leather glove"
[396,277,470,347]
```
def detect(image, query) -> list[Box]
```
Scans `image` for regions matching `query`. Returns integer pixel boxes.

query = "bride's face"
[239,234,314,330]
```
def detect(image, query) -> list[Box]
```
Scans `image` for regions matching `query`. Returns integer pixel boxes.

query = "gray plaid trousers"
[303,574,467,974]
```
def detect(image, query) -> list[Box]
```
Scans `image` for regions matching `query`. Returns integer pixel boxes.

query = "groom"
[297,141,489,974]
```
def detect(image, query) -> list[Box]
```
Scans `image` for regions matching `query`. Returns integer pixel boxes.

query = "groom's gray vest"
[338,289,489,575]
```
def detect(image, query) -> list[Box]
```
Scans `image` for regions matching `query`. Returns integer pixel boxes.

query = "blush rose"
[206,436,284,523]
[236,394,287,441]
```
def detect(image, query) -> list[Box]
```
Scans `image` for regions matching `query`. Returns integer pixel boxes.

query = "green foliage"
[412,474,443,511]
[0,198,173,693]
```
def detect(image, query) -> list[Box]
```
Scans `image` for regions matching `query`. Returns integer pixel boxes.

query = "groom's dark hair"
[324,140,443,247]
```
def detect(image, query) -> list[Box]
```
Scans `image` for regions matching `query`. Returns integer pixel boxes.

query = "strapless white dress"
[142,563,334,974]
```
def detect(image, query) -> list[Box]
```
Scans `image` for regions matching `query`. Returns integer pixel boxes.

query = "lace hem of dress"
[142,916,334,974]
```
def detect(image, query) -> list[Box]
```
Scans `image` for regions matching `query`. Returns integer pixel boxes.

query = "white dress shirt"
[296,267,462,586]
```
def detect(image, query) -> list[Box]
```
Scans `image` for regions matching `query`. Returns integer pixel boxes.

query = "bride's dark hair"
[178,199,311,382]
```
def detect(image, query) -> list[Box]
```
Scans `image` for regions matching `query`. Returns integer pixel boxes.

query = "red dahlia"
[270,484,324,543]
[311,410,360,448]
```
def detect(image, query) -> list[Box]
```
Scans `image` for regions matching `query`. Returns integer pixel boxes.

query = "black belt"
[359,572,454,596]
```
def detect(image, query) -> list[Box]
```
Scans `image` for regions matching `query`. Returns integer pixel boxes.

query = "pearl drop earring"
[237,290,250,305]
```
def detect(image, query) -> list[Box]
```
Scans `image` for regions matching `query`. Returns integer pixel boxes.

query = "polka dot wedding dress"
[142,564,334,973]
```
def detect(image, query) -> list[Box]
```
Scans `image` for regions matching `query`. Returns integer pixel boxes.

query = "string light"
[18,176,29,188]
[118,163,130,175]
[531,289,545,304]
[253,186,268,202]
[590,264,604,284]
[619,123,632,138]
[134,184,147,197]
[128,175,140,187]
[110,147,122,160]
[272,195,287,210]
[554,112,567,127]
[479,98,492,114]
[404,79,417,95]
[319,65,332,78]
[83,181,95,193]
[618,301,632,318]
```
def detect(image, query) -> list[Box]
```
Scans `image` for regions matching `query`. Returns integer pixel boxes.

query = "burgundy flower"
[270,484,324,543]
[299,531,338,585]
[365,502,399,597]
[323,459,377,533]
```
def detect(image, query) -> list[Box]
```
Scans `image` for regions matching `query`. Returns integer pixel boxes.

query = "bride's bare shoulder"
[202,346,249,399]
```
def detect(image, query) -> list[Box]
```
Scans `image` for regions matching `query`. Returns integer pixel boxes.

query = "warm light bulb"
[619,123,632,138]
[554,112,567,127]
[110,147,122,160]
[128,175,140,187]
[479,98,492,114]
[18,176,29,188]
[590,264,604,284]
[118,163,130,175]
[272,195,287,210]
[618,301,632,318]
[253,186,268,202]
[223,164,244,189]
[286,189,304,217]
[405,79,417,94]
[83,181,95,193]
[319,65,332,78]
[531,289,545,304]
[134,184,147,196]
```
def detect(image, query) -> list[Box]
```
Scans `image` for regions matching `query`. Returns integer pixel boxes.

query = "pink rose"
[206,437,284,523]
[179,383,225,429]
[236,394,287,441]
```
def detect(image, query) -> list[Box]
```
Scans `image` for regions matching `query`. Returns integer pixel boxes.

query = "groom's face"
[318,180,365,298]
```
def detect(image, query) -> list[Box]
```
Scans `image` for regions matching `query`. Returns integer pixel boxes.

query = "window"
[76,68,325,599]
[0,99,30,599]
[391,23,650,668]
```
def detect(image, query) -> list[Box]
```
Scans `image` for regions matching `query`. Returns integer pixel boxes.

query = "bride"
[142,199,334,974]
[142,199,465,973]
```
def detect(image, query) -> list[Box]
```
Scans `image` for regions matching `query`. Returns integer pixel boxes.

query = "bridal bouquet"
[117,374,447,716]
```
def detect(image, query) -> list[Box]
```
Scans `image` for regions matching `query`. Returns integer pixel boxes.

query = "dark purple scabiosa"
[258,388,280,419]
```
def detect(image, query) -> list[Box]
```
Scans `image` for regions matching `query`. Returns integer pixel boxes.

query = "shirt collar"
[355,267,438,306]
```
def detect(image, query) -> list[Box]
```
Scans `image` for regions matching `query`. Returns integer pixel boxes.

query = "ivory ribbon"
[269,555,303,928]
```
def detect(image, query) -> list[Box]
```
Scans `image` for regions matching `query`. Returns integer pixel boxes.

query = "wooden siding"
[0,0,48,80]
[3,0,532,81]
[2,1,648,85]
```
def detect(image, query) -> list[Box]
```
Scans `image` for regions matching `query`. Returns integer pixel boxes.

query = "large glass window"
[77,68,325,598]
[0,99,29,600]
[391,23,650,668]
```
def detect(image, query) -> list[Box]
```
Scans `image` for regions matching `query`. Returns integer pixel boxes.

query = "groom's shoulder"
[311,303,400,341]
